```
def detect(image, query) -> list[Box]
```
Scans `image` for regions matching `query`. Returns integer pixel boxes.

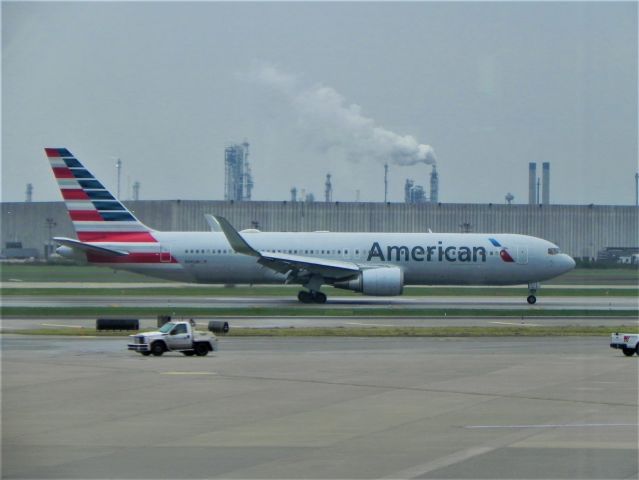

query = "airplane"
[45,147,576,304]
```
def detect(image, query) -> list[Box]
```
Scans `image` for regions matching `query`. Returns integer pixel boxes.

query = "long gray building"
[2,201,637,260]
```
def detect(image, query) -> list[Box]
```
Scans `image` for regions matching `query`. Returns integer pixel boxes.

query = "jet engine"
[334,267,404,296]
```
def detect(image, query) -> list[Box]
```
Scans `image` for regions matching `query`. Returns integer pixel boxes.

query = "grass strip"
[2,286,637,297]
[2,306,637,318]
[2,325,636,337]
[2,264,638,285]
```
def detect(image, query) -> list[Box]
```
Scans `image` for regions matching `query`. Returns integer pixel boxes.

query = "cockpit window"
[548,247,560,255]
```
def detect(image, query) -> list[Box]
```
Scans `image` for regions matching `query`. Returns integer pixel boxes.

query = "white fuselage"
[101,231,575,286]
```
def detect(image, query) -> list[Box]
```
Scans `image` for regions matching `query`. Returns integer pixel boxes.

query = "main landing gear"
[527,282,539,304]
[297,290,327,304]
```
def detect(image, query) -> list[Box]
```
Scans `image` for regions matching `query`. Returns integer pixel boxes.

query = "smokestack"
[384,163,388,202]
[542,162,550,205]
[528,162,537,204]
[430,165,439,204]
[25,183,33,202]
[291,187,297,202]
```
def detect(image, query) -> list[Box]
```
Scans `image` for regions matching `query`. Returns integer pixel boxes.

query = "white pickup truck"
[128,320,218,356]
[610,332,639,357]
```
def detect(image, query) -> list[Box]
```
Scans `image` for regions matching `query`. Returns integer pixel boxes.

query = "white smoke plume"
[249,64,437,166]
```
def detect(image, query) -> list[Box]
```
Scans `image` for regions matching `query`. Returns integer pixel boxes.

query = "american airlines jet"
[46,148,575,304]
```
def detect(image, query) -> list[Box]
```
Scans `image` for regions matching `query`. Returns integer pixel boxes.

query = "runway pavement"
[2,335,637,479]
[3,294,638,310]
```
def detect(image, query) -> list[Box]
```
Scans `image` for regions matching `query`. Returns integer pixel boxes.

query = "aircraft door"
[160,245,172,263]
[516,245,528,265]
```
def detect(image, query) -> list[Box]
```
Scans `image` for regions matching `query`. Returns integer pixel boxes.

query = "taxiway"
[2,335,637,479]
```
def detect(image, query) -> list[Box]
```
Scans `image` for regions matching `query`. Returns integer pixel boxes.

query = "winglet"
[204,214,222,232]
[213,216,260,257]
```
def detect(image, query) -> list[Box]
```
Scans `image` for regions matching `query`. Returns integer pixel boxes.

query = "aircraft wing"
[53,237,129,257]
[256,251,360,279]
[212,216,360,280]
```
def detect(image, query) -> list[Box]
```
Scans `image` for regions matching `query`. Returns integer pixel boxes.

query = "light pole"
[635,172,638,206]
[116,159,122,199]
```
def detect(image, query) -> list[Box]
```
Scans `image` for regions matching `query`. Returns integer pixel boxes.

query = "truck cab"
[128,320,218,356]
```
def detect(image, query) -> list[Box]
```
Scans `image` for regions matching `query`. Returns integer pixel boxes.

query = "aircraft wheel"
[526,295,537,305]
[313,292,327,304]
[298,291,313,303]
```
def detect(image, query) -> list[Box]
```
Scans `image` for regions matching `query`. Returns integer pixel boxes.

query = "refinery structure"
[224,142,253,202]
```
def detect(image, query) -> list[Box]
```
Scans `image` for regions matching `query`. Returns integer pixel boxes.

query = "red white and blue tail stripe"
[45,148,156,243]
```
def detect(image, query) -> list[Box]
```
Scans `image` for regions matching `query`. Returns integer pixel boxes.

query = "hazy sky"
[3,1,637,205]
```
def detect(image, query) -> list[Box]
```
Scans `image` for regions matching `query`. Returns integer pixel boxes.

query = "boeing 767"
[46,148,575,304]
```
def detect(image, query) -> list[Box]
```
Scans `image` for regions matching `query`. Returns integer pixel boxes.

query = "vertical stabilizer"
[45,148,155,243]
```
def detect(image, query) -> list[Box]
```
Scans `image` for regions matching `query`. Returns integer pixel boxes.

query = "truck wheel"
[194,343,209,356]
[182,351,195,356]
[622,348,635,357]
[150,342,165,356]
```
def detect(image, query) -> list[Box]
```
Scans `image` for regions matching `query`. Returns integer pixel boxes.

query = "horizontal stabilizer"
[53,237,129,257]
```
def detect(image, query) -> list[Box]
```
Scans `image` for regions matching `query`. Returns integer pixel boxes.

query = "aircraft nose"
[563,254,576,272]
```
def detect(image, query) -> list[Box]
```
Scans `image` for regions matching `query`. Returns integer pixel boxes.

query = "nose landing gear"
[297,290,327,304]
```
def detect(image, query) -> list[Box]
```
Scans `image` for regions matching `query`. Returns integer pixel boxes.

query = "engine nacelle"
[334,267,404,296]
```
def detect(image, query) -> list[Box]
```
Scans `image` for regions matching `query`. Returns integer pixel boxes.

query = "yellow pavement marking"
[160,371,217,375]
[490,321,542,327]
[40,323,84,328]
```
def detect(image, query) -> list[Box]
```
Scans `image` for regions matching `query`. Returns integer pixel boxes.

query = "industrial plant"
[405,165,439,204]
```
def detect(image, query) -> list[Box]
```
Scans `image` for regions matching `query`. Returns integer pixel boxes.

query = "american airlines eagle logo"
[490,238,515,262]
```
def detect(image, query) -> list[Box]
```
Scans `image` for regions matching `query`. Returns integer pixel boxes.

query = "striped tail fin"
[45,148,156,243]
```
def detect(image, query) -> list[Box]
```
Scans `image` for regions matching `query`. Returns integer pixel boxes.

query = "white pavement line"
[160,372,217,375]
[346,322,394,327]
[382,446,494,479]
[464,423,638,429]
[40,323,84,328]
[490,321,542,327]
